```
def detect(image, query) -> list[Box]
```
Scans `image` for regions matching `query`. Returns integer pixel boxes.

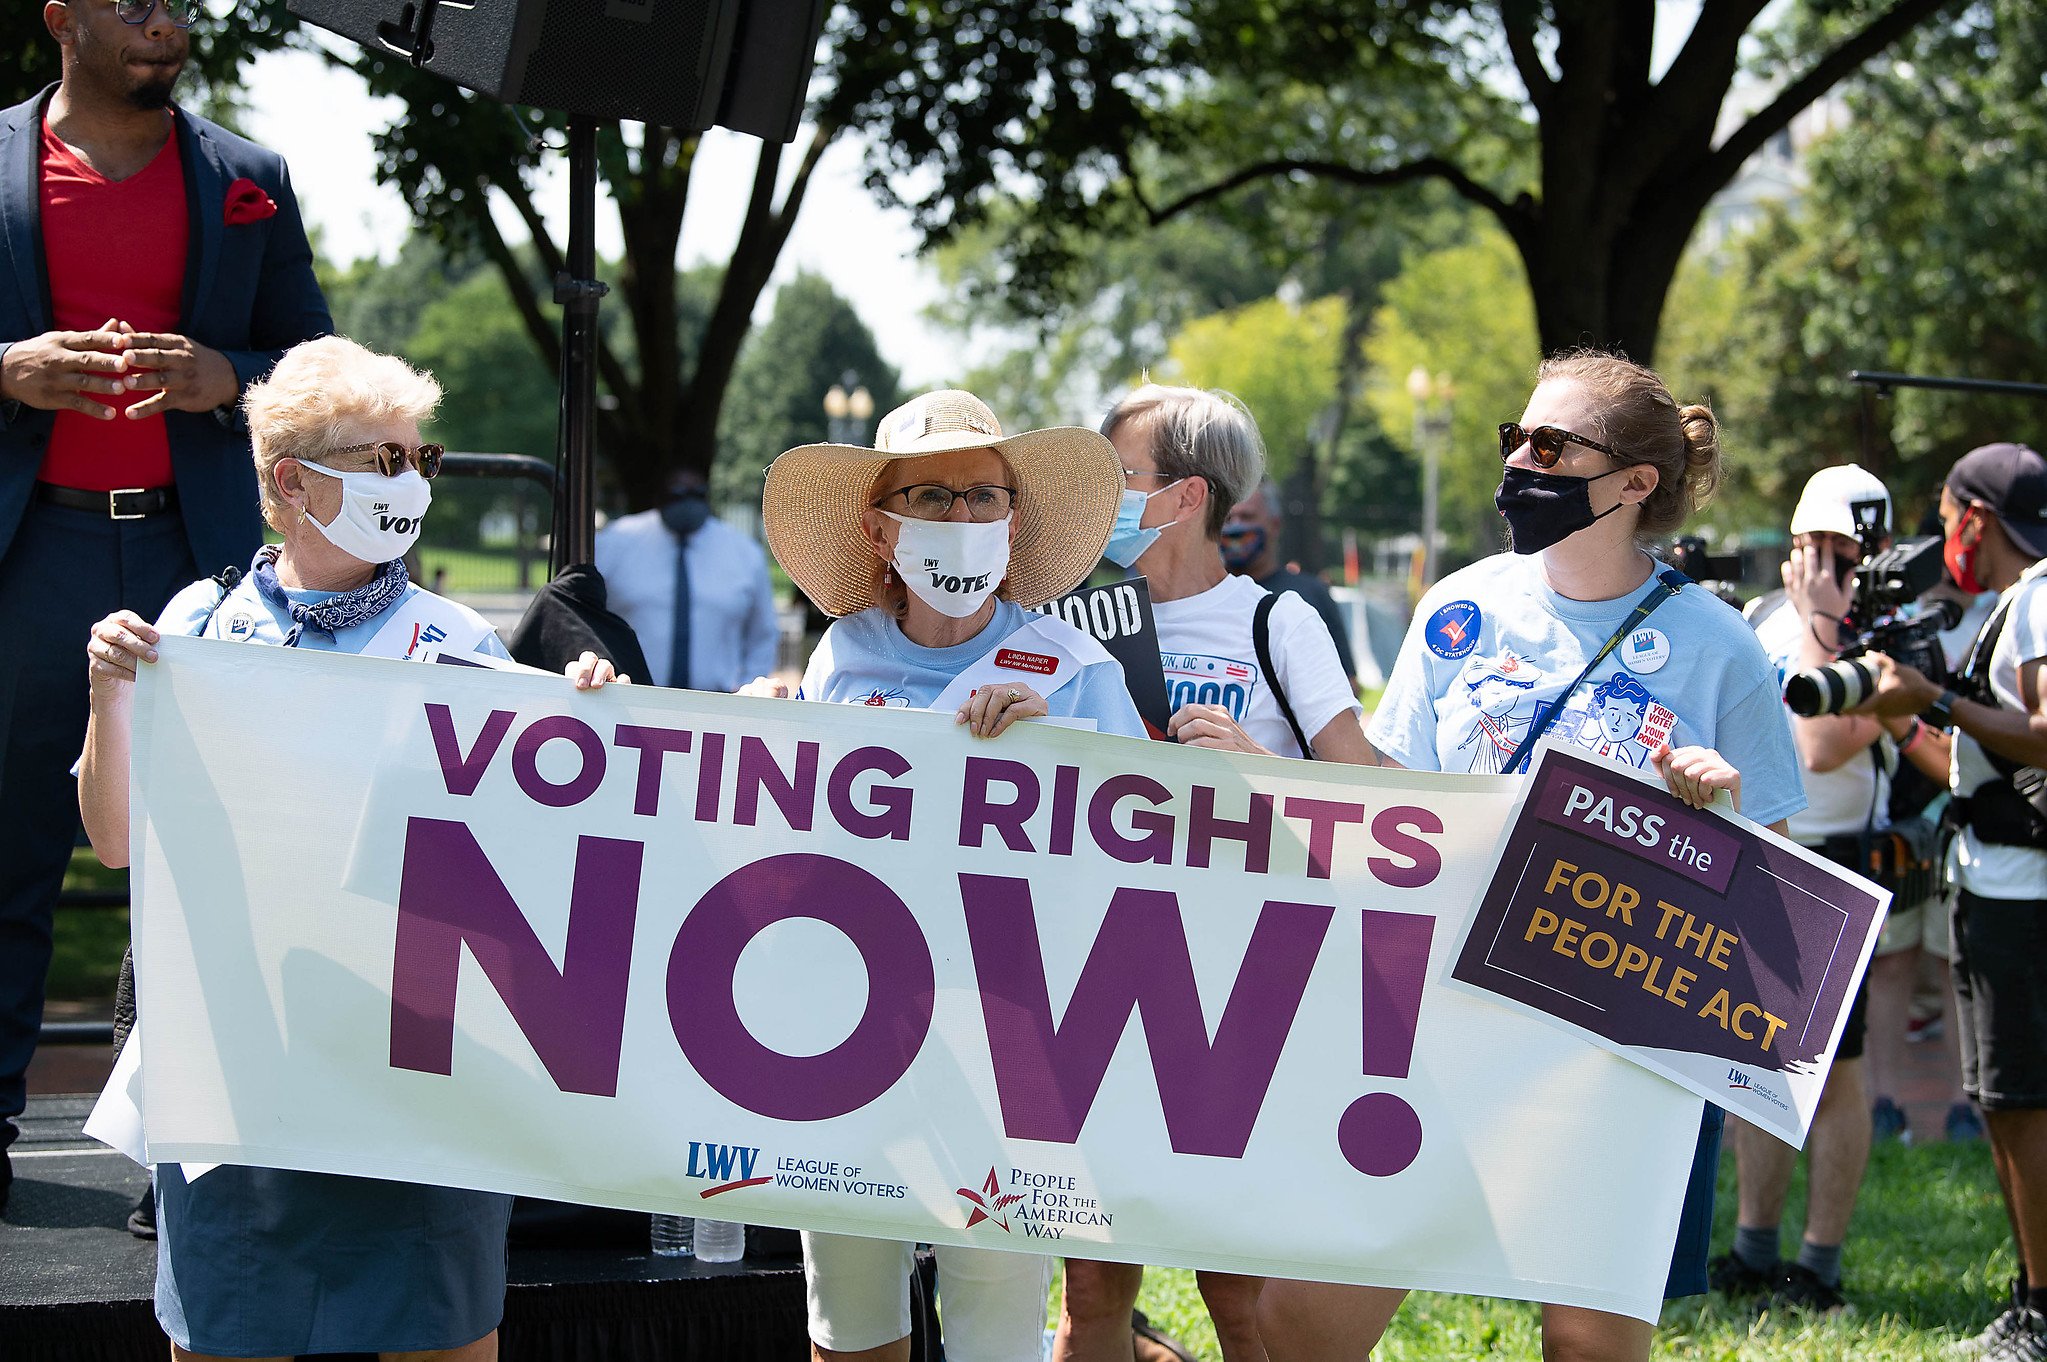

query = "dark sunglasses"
[111,0,198,28]
[1497,422,1622,470]
[329,441,445,479]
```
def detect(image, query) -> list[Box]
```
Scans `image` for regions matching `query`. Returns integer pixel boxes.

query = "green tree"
[1361,227,1542,561]
[409,270,557,464]
[711,273,902,511]
[325,0,1160,509]
[854,0,1956,364]
[1165,296,1346,486]
[1665,0,2047,532]
[320,236,486,360]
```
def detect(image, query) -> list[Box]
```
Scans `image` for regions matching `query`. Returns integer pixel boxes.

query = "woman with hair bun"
[1257,351,1806,1362]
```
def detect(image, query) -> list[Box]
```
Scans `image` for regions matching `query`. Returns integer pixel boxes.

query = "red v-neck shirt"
[38,117,188,491]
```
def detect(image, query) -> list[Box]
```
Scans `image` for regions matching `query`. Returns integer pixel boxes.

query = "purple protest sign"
[1449,745,1888,1146]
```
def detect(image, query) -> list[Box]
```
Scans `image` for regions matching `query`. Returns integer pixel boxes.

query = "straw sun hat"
[763,390,1123,617]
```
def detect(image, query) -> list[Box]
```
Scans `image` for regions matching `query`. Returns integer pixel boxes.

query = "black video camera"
[1669,535,1742,584]
[1783,497,1958,716]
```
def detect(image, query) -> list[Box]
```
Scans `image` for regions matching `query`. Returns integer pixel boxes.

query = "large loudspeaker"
[285,0,826,142]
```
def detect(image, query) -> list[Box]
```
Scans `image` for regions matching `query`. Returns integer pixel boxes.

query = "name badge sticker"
[995,648,1060,677]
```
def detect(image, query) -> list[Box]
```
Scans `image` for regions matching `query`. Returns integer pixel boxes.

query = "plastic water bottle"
[693,1218,745,1263]
[649,1212,694,1257]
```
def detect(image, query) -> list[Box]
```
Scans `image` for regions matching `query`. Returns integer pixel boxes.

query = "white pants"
[802,1231,1053,1361]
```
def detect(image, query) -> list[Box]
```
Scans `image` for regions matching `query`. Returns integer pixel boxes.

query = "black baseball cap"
[1947,442,2047,559]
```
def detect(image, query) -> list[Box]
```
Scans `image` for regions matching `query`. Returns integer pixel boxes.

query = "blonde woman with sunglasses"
[1258,352,1807,1362]
[75,337,530,1362]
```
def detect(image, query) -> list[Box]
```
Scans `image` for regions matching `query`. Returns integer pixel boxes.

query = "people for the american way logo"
[955,1167,1025,1231]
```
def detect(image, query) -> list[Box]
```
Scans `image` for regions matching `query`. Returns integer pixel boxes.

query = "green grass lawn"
[1098,1137,2005,1360]
[48,850,129,1004]
[414,545,545,596]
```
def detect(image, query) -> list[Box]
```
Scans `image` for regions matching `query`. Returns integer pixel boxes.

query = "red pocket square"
[224,178,278,226]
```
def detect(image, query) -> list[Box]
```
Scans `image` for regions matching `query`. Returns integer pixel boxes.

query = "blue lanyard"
[1502,567,1689,775]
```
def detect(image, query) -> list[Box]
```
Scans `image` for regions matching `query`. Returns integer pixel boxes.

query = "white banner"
[128,636,1706,1321]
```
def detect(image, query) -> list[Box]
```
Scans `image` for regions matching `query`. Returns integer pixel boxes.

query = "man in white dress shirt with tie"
[595,472,781,690]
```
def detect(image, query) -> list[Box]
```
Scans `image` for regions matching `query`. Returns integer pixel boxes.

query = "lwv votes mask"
[884,513,1012,617]
[298,460,433,564]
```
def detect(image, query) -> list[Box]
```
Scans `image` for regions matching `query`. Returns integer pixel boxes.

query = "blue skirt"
[156,1162,513,1356]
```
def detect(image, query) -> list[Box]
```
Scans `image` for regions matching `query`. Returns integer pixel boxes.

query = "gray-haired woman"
[1057,384,1376,1362]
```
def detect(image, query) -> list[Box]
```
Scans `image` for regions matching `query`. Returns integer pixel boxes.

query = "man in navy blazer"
[0,0,329,1209]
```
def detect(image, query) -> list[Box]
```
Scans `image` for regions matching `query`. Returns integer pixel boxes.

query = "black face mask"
[1495,464,1630,554]
[660,490,710,540]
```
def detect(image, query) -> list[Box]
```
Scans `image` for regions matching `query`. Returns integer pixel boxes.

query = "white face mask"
[296,459,433,564]
[883,512,1012,618]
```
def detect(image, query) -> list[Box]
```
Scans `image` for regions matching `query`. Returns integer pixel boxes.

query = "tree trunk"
[1524,208,1691,366]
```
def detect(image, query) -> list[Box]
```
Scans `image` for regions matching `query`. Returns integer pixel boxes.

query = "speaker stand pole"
[553,115,607,571]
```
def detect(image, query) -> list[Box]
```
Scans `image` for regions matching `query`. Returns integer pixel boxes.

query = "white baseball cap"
[1790,464,1891,539]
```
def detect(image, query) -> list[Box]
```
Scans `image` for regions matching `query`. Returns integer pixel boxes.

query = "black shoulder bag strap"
[1956,567,2047,836]
[1253,591,1315,759]
[1502,566,1690,775]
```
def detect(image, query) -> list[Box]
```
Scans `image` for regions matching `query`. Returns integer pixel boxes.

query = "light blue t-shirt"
[1368,552,1806,827]
[796,601,1148,739]
[156,574,512,661]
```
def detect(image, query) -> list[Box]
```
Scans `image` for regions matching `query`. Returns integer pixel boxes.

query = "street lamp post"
[823,370,875,445]
[1406,365,1454,587]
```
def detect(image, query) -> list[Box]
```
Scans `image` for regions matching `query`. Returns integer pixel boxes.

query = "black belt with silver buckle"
[35,482,180,520]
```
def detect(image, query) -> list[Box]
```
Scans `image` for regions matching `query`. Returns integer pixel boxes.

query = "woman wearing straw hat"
[757,389,1146,1362]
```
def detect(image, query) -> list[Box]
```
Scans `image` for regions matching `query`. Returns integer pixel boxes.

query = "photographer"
[1851,442,2047,1359]
[1713,466,1894,1313]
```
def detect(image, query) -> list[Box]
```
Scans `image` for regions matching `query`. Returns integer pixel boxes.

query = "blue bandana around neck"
[250,545,410,647]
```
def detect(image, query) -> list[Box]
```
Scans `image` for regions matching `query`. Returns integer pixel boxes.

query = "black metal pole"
[554,117,607,570]
[1848,370,2047,400]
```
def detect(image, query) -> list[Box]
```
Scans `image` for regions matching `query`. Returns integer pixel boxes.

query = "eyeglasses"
[111,0,198,28]
[1498,423,1622,469]
[327,441,446,479]
[1122,467,1176,483]
[872,482,1017,522]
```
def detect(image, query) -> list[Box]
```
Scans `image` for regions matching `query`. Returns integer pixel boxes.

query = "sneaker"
[1954,1283,2031,1357]
[1947,1102,1988,1143]
[1983,1309,2047,1362]
[1777,1262,1850,1315]
[1873,1095,1912,1143]
[1708,1251,1781,1298]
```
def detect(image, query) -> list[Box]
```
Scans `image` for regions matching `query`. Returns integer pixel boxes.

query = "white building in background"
[1694,82,1849,253]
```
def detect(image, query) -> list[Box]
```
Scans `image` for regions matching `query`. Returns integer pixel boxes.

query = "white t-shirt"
[1951,566,2047,899]
[1149,574,1361,759]
[1748,593,1889,842]
[1369,553,1806,829]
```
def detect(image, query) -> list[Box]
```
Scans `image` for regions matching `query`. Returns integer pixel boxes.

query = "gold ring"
[1007,689,1023,703]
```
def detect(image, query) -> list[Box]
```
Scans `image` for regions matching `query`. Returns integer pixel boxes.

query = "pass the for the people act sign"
[128,637,1713,1322]
[1449,743,1889,1147]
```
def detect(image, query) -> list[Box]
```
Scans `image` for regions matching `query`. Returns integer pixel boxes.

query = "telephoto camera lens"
[1783,659,1878,717]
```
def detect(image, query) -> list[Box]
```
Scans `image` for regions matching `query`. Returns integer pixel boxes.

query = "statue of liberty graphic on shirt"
[1454,651,1546,773]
